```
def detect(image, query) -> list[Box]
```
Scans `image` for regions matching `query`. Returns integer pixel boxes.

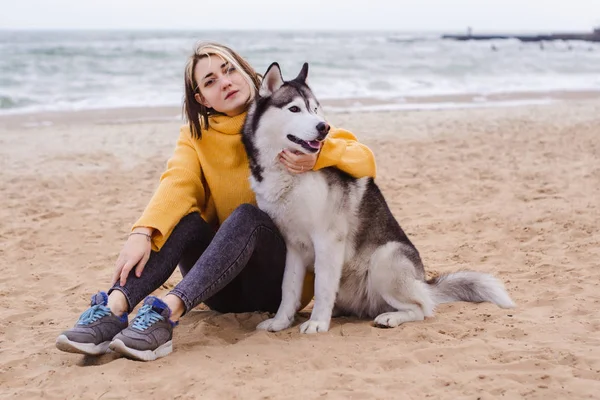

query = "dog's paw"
[299,319,329,334]
[256,318,292,332]
[374,312,405,328]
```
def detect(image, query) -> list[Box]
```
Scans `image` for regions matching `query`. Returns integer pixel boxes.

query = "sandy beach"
[1,98,599,399]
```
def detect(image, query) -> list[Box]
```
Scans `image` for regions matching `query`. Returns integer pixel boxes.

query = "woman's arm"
[133,126,207,251]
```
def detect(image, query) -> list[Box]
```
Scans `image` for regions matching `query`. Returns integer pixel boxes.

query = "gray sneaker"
[109,296,177,361]
[56,291,129,356]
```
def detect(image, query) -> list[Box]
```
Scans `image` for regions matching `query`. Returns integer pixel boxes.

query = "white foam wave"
[1,30,599,115]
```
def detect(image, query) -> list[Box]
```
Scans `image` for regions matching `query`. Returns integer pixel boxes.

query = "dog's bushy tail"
[427,271,515,308]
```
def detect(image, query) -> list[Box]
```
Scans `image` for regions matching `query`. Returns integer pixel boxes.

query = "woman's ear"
[195,93,211,108]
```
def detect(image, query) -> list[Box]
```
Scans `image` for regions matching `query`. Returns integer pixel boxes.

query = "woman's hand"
[279,149,318,174]
[111,227,153,286]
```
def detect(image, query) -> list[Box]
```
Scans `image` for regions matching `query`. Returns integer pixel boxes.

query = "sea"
[1,29,600,115]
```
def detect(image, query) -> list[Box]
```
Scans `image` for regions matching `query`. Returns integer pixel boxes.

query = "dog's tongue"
[307,140,321,149]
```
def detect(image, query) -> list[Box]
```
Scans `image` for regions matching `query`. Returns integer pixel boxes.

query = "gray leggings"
[109,204,287,315]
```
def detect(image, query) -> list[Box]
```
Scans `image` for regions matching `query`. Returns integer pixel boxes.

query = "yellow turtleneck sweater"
[134,111,376,308]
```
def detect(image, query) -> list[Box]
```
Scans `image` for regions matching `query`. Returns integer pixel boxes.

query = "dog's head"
[244,62,330,158]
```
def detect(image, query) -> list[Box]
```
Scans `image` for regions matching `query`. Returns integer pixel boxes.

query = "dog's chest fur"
[253,170,332,250]
[251,168,363,259]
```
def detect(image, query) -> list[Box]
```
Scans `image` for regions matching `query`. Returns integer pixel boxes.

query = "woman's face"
[194,54,251,117]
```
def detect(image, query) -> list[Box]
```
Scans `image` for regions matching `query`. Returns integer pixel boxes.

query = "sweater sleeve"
[313,126,377,179]
[133,126,206,251]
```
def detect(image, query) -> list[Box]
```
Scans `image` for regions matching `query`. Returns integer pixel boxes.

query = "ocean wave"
[1,30,599,114]
[0,95,35,109]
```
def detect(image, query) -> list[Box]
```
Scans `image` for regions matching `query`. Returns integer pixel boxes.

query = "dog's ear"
[260,62,284,97]
[294,62,309,84]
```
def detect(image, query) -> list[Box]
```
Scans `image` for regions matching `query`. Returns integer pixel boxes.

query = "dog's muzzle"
[286,122,331,153]
[316,122,330,141]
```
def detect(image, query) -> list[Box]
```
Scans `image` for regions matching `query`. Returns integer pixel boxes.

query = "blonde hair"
[183,41,261,138]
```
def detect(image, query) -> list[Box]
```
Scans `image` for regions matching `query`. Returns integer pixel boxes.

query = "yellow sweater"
[134,111,377,308]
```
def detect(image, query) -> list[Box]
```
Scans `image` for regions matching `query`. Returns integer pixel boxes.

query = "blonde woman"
[56,42,376,361]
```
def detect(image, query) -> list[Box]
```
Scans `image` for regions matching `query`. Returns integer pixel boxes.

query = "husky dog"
[242,62,515,334]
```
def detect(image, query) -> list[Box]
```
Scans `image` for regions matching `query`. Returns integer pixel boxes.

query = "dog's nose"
[316,122,330,139]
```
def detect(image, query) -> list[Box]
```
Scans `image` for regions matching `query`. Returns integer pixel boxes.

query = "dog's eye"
[288,106,300,113]
[314,107,318,112]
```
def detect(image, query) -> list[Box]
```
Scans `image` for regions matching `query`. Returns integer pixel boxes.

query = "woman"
[56,41,376,361]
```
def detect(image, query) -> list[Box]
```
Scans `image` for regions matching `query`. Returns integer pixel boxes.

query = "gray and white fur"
[241,62,515,334]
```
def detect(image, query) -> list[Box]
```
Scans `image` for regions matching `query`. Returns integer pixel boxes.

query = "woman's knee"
[223,203,272,229]
[165,213,207,247]
[176,212,206,234]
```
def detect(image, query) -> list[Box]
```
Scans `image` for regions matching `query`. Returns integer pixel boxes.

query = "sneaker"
[56,291,128,356]
[109,296,177,361]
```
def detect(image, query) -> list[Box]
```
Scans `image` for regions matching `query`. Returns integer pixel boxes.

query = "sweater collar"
[208,112,247,135]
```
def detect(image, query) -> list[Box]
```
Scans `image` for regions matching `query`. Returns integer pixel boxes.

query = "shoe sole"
[56,335,111,356]
[109,339,172,361]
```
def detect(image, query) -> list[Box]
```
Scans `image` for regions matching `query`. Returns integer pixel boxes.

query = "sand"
[1,99,599,399]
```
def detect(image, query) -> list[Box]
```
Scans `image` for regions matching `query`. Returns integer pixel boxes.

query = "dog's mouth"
[286,134,322,153]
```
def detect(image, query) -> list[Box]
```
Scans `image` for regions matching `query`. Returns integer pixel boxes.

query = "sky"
[1,0,599,32]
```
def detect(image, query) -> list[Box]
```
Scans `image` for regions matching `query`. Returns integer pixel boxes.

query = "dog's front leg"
[256,246,306,332]
[300,238,345,334]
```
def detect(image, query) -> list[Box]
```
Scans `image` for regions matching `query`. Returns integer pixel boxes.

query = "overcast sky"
[1,0,599,32]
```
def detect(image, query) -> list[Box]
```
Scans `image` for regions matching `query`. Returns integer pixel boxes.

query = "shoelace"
[131,304,164,331]
[77,304,111,325]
